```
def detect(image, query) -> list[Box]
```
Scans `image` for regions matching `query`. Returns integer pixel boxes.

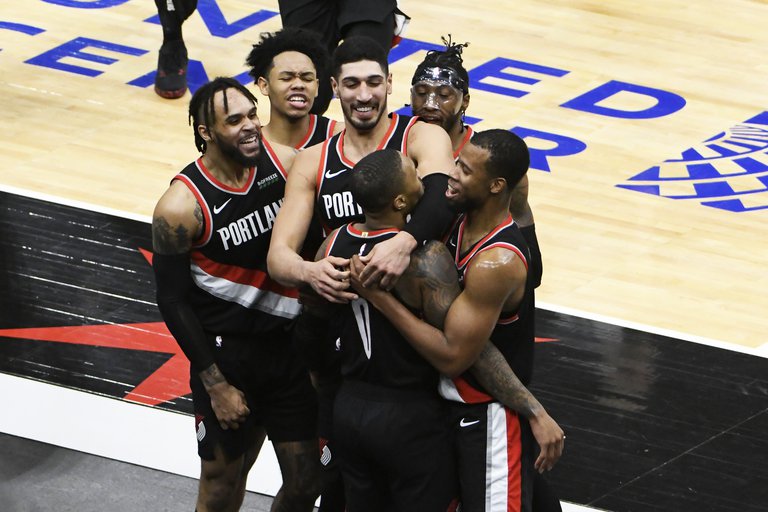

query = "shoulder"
[266,140,298,171]
[465,245,526,291]
[152,180,202,253]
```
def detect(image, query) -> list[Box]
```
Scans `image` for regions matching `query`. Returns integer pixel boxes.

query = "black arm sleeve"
[153,252,214,372]
[519,224,543,289]
[403,173,456,245]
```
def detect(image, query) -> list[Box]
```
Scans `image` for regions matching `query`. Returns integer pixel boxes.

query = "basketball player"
[350,130,565,512]
[277,0,404,115]
[267,36,456,302]
[411,39,558,511]
[151,77,321,512]
[301,148,459,511]
[246,27,344,150]
[410,37,543,286]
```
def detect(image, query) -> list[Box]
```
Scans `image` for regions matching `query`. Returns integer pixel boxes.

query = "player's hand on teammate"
[208,381,251,430]
[357,232,416,290]
[302,256,357,303]
[349,255,388,302]
[528,410,565,472]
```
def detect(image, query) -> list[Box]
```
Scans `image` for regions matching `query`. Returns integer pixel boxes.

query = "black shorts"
[447,401,536,512]
[191,327,318,461]
[333,381,459,512]
[278,0,397,42]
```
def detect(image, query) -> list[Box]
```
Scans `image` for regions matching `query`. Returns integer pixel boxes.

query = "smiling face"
[258,50,318,119]
[332,60,392,132]
[446,141,493,212]
[205,88,262,167]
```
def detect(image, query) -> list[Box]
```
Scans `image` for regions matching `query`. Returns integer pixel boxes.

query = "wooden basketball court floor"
[1,1,767,510]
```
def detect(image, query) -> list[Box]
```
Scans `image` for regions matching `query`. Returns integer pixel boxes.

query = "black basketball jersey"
[172,139,300,335]
[314,113,420,234]
[439,214,536,403]
[296,114,338,149]
[325,224,440,391]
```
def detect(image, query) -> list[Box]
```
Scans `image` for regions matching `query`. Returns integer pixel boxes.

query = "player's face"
[410,81,465,132]
[260,51,318,119]
[208,89,262,167]
[446,141,491,212]
[400,154,424,213]
[333,60,392,132]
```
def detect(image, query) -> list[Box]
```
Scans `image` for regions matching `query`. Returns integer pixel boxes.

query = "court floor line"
[0,372,604,512]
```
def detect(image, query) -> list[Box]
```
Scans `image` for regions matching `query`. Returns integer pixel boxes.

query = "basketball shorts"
[333,381,459,512]
[448,401,535,512]
[190,327,318,461]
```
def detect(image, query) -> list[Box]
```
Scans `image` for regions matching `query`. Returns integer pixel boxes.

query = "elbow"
[440,360,474,379]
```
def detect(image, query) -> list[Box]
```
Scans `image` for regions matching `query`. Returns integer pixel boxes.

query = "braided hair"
[411,35,470,93]
[188,77,258,154]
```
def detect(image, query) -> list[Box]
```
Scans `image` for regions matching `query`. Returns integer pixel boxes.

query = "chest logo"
[213,198,232,215]
[324,168,348,179]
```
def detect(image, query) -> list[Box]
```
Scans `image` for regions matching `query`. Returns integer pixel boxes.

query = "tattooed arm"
[351,240,517,377]
[470,344,564,472]
[152,181,249,430]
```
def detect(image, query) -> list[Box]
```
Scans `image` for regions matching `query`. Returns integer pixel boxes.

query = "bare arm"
[152,181,249,430]
[351,247,526,377]
[470,343,564,472]
[358,123,456,289]
[267,147,356,302]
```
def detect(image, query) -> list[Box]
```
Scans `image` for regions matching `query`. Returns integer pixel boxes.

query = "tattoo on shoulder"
[411,241,461,327]
[152,215,193,253]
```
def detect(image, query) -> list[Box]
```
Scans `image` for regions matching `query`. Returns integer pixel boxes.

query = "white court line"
[537,301,768,359]
[0,373,606,511]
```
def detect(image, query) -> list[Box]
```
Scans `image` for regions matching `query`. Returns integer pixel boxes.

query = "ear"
[331,76,339,96]
[489,177,507,195]
[394,193,407,211]
[462,92,470,113]
[257,76,269,96]
[387,72,393,95]
[198,124,211,142]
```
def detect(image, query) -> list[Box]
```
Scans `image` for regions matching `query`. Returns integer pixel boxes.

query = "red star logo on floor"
[0,247,557,408]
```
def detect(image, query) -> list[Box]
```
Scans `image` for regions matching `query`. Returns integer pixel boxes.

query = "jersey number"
[351,298,372,359]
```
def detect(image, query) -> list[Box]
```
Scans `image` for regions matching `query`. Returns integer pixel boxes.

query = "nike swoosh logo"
[459,418,480,427]
[324,168,348,179]
[213,198,232,215]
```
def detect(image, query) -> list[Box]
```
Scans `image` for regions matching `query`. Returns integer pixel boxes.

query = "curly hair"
[246,27,329,83]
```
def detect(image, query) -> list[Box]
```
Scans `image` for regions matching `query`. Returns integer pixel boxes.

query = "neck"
[262,112,311,148]
[447,122,467,152]
[462,198,510,243]
[201,151,251,187]
[342,114,391,160]
[356,210,405,233]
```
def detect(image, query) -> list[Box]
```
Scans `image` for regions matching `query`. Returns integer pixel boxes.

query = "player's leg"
[387,397,459,512]
[153,0,197,98]
[196,428,265,512]
[271,439,324,511]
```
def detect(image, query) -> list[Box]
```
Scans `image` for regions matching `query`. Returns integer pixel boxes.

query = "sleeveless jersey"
[453,125,474,160]
[173,139,300,335]
[296,114,338,149]
[325,224,440,391]
[314,113,420,234]
[439,214,536,403]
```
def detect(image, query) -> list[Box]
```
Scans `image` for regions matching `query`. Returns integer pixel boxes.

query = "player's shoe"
[154,40,188,99]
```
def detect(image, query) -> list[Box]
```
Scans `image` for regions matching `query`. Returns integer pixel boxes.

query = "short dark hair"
[245,27,329,83]
[331,36,389,79]
[188,77,258,154]
[350,149,404,213]
[412,35,470,93]
[471,129,529,188]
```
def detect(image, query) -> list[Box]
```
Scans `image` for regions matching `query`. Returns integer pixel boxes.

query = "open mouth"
[287,95,308,109]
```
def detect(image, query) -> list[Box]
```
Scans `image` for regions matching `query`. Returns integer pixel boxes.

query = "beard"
[342,100,387,132]
[215,134,262,168]
[447,192,479,214]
